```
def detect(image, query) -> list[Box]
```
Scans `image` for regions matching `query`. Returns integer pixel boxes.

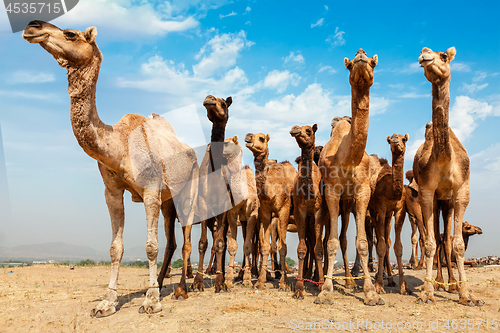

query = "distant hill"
[0,242,153,262]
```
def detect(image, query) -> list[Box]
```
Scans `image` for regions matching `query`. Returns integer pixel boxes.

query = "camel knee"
[297,241,307,260]
[452,238,465,258]
[216,239,225,254]
[110,239,124,263]
[424,240,436,257]
[198,239,208,253]
[182,242,192,256]
[278,243,287,257]
[356,238,369,257]
[314,242,324,259]
[228,240,237,256]
[146,240,158,261]
[243,241,252,256]
[326,239,339,256]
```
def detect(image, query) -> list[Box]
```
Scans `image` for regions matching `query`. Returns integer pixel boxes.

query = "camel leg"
[243,206,258,287]
[409,214,418,269]
[417,189,437,304]
[417,234,425,270]
[313,207,326,289]
[251,222,260,276]
[157,199,177,290]
[137,188,162,314]
[225,210,238,289]
[433,201,445,291]
[193,219,208,292]
[213,213,228,293]
[270,218,280,280]
[365,214,375,273]
[277,205,291,291]
[323,221,330,275]
[453,185,481,306]
[293,208,307,299]
[373,210,387,294]
[315,188,340,305]
[384,214,396,287]
[304,225,315,279]
[394,206,410,295]
[256,209,272,289]
[90,187,124,318]
[441,200,457,293]
[339,200,356,288]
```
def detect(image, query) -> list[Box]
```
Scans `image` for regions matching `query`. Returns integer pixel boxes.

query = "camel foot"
[242,268,252,287]
[266,270,274,282]
[375,277,386,294]
[90,290,117,318]
[174,282,189,300]
[387,277,397,287]
[345,278,357,289]
[458,289,483,307]
[314,290,334,305]
[448,282,458,294]
[192,273,204,292]
[293,281,304,300]
[235,268,244,282]
[417,290,436,305]
[214,273,227,293]
[251,266,259,277]
[364,290,384,306]
[186,264,194,279]
[279,276,290,292]
[399,277,410,295]
[138,288,162,314]
[225,270,234,290]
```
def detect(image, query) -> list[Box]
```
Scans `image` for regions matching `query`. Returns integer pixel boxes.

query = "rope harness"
[424,277,469,286]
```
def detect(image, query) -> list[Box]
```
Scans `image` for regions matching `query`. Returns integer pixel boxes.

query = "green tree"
[285,257,295,268]
[76,259,95,267]
[171,258,183,269]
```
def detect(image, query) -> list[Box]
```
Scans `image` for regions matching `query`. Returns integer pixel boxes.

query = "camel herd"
[22,20,484,317]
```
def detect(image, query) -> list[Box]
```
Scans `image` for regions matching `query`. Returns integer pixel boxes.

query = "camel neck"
[254,151,269,192]
[345,85,370,166]
[299,145,314,199]
[431,80,452,163]
[463,234,469,251]
[68,44,111,164]
[209,126,226,171]
[391,150,405,199]
[211,126,226,143]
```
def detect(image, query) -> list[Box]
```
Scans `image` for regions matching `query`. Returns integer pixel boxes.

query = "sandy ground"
[0,264,499,332]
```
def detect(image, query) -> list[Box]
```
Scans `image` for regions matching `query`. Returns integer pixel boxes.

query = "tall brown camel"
[414,47,482,306]
[404,170,426,270]
[190,95,232,293]
[368,134,410,295]
[245,133,296,290]
[290,124,327,299]
[223,136,260,288]
[316,49,383,306]
[23,21,199,316]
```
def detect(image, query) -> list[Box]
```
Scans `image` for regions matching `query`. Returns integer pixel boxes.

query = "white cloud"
[388,83,404,90]
[405,124,426,163]
[473,71,487,82]
[400,62,421,74]
[53,0,200,37]
[311,18,324,28]
[283,52,305,66]
[245,6,251,12]
[470,143,500,190]
[220,11,237,19]
[450,96,494,141]
[460,83,488,94]
[324,5,329,10]
[325,27,345,47]
[451,62,471,72]
[370,97,394,116]
[262,70,300,93]
[318,65,337,74]
[193,31,253,78]
[399,92,431,98]
[9,71,55,84]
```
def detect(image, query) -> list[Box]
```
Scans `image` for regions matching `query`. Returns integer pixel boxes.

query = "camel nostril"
[27,20,42,28]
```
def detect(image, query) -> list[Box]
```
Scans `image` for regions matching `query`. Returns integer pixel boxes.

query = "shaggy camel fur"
[316,49,382,306]
[23,21,199,316]
[290,124,327,299]
[414,47,481,306]
[223,136,260,288]
[191,95,232,293]
[368,134,410,295]
[245,133,296,290]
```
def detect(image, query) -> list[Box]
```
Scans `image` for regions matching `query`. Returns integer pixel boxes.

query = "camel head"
[418,47,456,84]
[23,20,98,69]
[222,135,241,162]
[462,221,483,237]
[344,48,378,88]
[244,132,270,158]
[290,124,317,149]
[387,133,409,155]
[203,95,232,127]
[405,170,414,183]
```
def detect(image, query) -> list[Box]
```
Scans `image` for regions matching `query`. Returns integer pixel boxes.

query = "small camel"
[368,133,410,295]
[414,47,482,306]
[245,133,297,290]
[23,21,199,316]
[316,49,383,306]
[290,124,327,299]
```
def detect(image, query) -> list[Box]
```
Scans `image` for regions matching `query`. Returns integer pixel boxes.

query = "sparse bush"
[171,258,183,269]
[76,259,95,267]
[97,261,111,266]
[286,257,295,268]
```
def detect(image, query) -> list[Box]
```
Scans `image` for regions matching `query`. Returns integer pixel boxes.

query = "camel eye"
[440,53,448,62]
[221,102,226,108]
[259,137,265,142]
[64,31,77,38]
[306,129,311,135]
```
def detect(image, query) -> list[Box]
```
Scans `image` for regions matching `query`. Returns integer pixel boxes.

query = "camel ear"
[266,134,271,142]
[312,124,318,133]
[233,135,238,144]
[85,26,97,43]
[387,136,391,144]
[225,96,232,108]
[446,47,456,62]
[371,54,378,68]
[344,57,353,70]
[404,133,410,142]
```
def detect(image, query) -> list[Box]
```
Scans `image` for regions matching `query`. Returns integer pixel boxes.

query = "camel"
[316,49,383,306]
[289,124,327,299]
[22,21,199,316]
[414,47,482,306]
[245,133,296,290]
[223,136,260,288]
[434,221,482,290]
[404,170,426,270]
[185,94,233,293]
[368,134,410,295]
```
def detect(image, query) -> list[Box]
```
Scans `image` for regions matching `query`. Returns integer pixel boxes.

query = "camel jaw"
[418,53,434,66]
[290,126,300,137]
[23,32,49,44]
[245,142,253,149]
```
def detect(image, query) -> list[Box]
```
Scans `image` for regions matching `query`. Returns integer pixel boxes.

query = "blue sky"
[0,0,499,261]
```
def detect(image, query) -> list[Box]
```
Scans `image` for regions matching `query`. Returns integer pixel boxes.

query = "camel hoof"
[139,306,154,314]
[416,299,423,304]
[367,300,376,306]
[426,299,433,305]
[467,301,475,307]
[378,299,385,306]
[477,300,484,306]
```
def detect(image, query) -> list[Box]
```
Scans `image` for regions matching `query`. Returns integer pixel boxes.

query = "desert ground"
[1,264,499,332]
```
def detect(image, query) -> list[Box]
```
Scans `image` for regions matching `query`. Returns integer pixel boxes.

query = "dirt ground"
[1,264,499,332]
